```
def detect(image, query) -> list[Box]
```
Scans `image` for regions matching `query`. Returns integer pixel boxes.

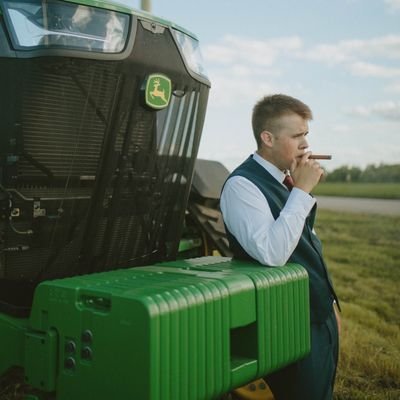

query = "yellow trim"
[232,379,274,400]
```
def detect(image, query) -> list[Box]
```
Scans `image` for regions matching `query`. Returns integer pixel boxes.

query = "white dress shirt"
[220,152,316,266]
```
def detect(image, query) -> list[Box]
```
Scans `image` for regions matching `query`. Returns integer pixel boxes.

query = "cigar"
[309,154,332,160]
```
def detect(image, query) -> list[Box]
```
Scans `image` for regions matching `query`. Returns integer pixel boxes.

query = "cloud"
[303,35,400,65]
[350,35,400,59]
[347,101,400,120]
[302,43,351,64]
[385,0,400,11]
[206,69,279,107]
[300,36,400,120]
[204,35,303,68]
[349,61,400,78]
[205,34,400,81]
[300,35,400,86]
[203,33,400,110]
[331,124,351,133]
[203,35,303,107]
[384,81,400,93]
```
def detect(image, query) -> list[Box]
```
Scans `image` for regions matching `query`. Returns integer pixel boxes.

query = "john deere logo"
[145,74,172,109]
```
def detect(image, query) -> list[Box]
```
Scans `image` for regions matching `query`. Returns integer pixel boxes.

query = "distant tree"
[326,164,400,183]
[360,164,400,182]
[326,166,362,182]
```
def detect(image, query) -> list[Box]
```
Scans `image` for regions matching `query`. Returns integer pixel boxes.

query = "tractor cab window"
[2,0,130,53]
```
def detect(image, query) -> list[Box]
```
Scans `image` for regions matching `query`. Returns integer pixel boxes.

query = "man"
[220,94,340,400]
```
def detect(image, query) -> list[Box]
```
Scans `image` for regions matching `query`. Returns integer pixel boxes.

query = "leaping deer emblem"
[150,78,167,104]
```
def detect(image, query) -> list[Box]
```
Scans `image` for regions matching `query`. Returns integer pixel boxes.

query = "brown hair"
[252,94,313,148]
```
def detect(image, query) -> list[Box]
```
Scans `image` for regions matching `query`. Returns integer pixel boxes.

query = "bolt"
[81,346,93,360]
[64,357,76,370]
[65,340,76,353]
[248,383,256,391]
[82,329,93,343]
[258,382,267,390]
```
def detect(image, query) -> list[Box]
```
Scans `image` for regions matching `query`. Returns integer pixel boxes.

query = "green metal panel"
[24,257,309,400]
[24,329,58,391]
[0,313,28,375]
[156,257,311,376]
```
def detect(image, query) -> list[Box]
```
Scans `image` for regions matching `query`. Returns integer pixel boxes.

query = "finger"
[311,160,321,169]
[290,158,297,174]
[300,151,312,164]
[315,164,324,178]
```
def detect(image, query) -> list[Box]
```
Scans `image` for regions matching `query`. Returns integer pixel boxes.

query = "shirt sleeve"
[220,176,316,266]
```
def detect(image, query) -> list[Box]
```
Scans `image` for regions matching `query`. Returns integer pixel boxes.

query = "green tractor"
[0,1,310,399]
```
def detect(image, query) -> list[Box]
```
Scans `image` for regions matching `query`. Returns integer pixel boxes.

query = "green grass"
[313,182,400,199]
[315,210,400,399]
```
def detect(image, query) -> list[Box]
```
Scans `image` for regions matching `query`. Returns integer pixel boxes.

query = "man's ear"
[260,130,274,148]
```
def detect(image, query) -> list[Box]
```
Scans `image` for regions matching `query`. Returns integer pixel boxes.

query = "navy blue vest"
[224,156,338,323]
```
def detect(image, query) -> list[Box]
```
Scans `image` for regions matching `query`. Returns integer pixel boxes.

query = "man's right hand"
[290,152,324,193]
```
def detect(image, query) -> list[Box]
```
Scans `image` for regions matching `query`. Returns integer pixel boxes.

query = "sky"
[118,0,400,172]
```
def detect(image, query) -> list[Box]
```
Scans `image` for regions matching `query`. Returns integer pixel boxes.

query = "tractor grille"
[19,67,113,179]
[0,57,206,292]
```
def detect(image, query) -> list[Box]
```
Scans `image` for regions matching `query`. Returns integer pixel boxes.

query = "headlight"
[2,0,130,53]
[172,28,209,84]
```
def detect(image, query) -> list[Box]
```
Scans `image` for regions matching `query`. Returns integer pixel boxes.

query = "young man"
[220,94,340,400]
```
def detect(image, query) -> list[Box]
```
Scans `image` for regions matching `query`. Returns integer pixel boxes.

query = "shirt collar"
[253,152,286,184]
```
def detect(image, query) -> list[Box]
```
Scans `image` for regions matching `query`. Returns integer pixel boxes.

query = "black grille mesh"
[19,63,116,180]
[0,59,205,284]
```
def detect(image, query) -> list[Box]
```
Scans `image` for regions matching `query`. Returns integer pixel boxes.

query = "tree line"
[325,164,400,183]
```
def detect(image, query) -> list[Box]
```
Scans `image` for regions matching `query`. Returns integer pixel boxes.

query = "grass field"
[313,182,400,199]
[315,210,400,400]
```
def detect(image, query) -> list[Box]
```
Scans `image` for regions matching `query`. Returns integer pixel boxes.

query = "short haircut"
[252,94,313,148]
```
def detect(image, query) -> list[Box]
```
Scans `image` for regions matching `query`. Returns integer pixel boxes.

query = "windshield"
[2,0,130,53]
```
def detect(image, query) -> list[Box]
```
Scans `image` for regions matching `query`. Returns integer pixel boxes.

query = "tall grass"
[316,210,400,399]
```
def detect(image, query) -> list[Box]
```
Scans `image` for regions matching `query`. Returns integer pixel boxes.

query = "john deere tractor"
[0,1,310,399]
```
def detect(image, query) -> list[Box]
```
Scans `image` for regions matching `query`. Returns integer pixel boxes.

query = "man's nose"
[300,138,309,149]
